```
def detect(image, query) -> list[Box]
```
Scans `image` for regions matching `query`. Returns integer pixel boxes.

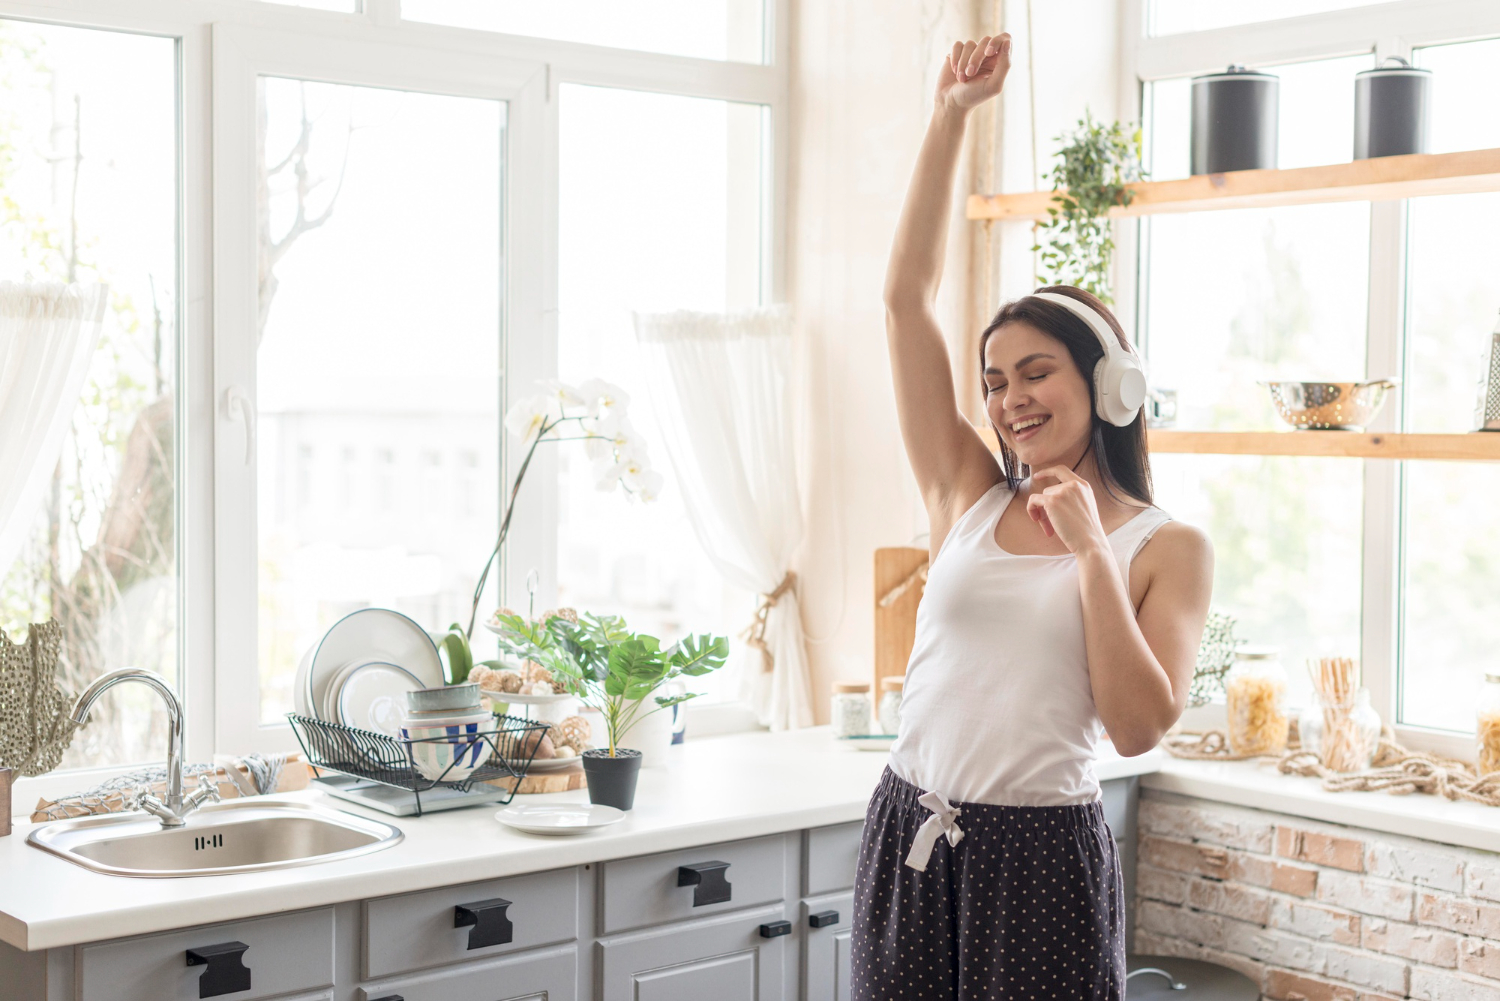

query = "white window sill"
[1145,754,1500,854]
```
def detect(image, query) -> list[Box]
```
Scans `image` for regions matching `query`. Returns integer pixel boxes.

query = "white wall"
[787,0,1126,721]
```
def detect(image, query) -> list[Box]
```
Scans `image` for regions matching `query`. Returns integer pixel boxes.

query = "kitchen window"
[1127,0,1500,757]
[3,0,785,789]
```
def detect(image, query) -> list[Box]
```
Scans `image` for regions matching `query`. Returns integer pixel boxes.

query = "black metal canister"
[1354,56,1431,159]
[1190,66,1279,175]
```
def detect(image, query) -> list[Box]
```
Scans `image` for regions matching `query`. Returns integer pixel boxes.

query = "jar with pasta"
[1224,646,1289,756]
[1478,673,1500,777]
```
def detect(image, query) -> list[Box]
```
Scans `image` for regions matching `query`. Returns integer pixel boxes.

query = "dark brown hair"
[978,285,1153,505]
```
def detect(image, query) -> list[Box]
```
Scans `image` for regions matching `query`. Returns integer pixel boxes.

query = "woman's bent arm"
[884,37,1011,547]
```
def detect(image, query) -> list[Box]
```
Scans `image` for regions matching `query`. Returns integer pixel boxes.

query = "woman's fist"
[937,34,1012,112]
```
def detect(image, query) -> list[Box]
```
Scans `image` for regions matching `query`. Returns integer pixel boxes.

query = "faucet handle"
[184,774,222,812]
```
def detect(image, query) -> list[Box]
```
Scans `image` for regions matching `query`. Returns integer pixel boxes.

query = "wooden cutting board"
[482,763,587,794]
[875,546,928,691]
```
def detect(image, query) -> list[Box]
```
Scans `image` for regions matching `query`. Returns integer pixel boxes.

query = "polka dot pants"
[851,767,1126,1000]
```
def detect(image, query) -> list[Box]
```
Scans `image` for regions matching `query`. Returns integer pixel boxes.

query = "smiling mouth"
[1008,415,1049,440]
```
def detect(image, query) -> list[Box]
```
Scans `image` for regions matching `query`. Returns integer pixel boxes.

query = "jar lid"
[1357,55,1431,79]
[1486,672,1500,685]
[1193,64,1279,83]
[1234,645,1280,660]
[834,681,871,694]
[881,676,905,691]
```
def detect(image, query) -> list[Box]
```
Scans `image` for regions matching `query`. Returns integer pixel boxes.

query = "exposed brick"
[1222,924,1322,970]
[1279,825,1367,873]
[1270,860,1322,897]
[1319,943,1409,996]
[1410,966,1500,1001]
[1418,892,1500,940]
[1136,863,1191,904]
[1469,861,1500,904]
[1139,833,1319,896]
[1357,994,1406,1001]
[1459,937,1500,981]
[1138,900,1225,948]
[1139,798,1276,852]
[1317,869,1415,921]
[1366,840,1467,893]
[1271,898,1362,947]
[1361,918,1460,968]
[1266,968,1358,1001]
[1188,879,1274,924]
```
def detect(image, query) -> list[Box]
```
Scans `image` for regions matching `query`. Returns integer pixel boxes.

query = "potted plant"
[489,610,729,810]
[1033,111,1146,304]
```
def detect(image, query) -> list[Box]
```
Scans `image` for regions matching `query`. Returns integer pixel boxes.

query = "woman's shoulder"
[1134,517,1213,579]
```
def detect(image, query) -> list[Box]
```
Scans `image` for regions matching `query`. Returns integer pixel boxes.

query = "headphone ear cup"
[1094,355,1148,427]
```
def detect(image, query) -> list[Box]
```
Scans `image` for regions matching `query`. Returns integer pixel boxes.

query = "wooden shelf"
[967,147,1500,221]
[976,427,1500,461]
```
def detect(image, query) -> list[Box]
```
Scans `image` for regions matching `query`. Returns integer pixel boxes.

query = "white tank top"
[887,479,1172,807]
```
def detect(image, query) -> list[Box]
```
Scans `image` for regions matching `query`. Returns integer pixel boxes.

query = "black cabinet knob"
[759,920,792,939]
[185,941,250,998]
[809,910,840,928]
[454,898,514,950]
[677,861,732,906]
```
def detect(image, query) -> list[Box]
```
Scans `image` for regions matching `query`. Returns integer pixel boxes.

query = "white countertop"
[0,727,1162,952]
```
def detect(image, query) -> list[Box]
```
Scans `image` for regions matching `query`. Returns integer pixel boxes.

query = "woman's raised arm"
[883,35,1012,545]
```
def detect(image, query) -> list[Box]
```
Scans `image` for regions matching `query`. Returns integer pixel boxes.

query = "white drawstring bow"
[904,791,964,871]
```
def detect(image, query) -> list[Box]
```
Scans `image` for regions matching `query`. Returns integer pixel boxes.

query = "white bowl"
[400,719,492,782]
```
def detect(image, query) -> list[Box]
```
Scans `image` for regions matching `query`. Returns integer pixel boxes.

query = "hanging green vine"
[1032,111,1146,304]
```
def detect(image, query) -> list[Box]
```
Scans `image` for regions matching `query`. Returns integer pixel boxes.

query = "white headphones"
[1030,292,1147,427]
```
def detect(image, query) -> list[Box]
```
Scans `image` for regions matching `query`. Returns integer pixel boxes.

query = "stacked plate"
[293,609,445,737]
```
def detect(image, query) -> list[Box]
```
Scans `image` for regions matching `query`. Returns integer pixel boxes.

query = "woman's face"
[982,320,1094,469]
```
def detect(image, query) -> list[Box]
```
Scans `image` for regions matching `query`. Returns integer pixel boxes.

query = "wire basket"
[287,713,551,815]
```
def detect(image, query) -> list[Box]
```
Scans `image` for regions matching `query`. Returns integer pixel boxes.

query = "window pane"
[256,79,502,724]
[1153,455,1364,711]
[1142,203,1371,430]
[1416,36,1500,154]
[0,21,178,770]
[403,0,766,64]
[1400,463,1500,733]
[555,84,762,702]
[1149,0,1375,36]
[259,0,357,9]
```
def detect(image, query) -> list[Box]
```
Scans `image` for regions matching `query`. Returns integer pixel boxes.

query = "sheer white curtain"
[634,306,814,730]
[0,282,108,574]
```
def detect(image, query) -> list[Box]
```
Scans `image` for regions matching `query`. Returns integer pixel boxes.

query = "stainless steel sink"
[28,799,403,877]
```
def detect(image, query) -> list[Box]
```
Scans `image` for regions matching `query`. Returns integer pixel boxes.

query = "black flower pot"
[582,748,642,811]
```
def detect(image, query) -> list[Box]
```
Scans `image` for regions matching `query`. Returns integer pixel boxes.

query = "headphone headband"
[1029,291,1147,427]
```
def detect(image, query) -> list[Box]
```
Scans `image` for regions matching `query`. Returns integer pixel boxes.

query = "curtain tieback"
[904,791,964,872]
[740,571,797,673]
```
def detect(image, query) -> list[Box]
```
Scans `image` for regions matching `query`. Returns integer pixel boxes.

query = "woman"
[851,33,1214,1000]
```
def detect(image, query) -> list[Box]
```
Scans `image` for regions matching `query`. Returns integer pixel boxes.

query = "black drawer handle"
[809,909,840,928]
[759,920,792,938]
[454,898,514,950]
[369,996,405,1001]
[677,861,732,906]
[185,941,250,998]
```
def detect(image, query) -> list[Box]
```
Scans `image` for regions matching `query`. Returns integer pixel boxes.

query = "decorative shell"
[554,715,593,752]
[521,680,553,696]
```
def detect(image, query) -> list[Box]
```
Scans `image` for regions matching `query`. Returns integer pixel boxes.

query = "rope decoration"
[877,561,929,609]
[1163,724,1500,807]
[741,571,797,673]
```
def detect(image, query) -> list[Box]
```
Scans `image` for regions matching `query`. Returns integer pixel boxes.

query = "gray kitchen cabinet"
[596,902,787,1001]
[355,942,577,1001]
[802,821,862,897]
[800,892,853,1001]
[599,833,787,935]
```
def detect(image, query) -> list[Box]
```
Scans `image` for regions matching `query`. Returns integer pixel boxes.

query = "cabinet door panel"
[600,835,786,935]
[802,892,854,1001]
[597,902,785,1001]
[804,823,863,896]
[356,943,575,1001]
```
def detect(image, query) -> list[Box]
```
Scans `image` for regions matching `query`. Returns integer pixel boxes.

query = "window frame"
[5,0,786,801]
[1121,0,1500,761]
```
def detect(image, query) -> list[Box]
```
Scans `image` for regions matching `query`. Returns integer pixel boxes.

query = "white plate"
[495,803,625,835]
[337,661,426,736]
[308,609,443,723]
[478,689,574,706]
[838,734,897,752]
[497,755,582,773]
[292,645,315,718]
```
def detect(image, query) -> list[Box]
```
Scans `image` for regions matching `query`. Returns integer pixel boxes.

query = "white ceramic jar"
[831,681,873,738]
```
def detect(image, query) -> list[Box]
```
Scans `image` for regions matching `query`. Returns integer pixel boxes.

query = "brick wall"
[1133,789,1500,1001]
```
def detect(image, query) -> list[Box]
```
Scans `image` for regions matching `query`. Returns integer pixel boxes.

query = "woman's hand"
[937,34,1012,113]
[1026,466,1112,556]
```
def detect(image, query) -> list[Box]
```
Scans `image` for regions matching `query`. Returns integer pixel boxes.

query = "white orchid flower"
[540,380,587,412]
[504,394,562,444]
[593,459,625,492]
[623,464,663,503]
[580,378,631,421]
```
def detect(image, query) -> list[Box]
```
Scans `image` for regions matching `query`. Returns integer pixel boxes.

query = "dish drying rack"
[287,713,551,817]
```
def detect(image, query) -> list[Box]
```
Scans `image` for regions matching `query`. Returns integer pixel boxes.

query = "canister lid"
[881,676,905,691]
[834,681,871,693]
[1486,672,1500,685]
[1234,645,1280,660]
[1356,55,1431,79]
[1193,64,1279,83]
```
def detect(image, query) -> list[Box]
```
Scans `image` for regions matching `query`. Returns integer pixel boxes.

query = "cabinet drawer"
[356,943,576,1001]
[804,822,863,896]
[600,835,786,935]
[77,907,333,1001]
[363,867,579,979]
[802,891,854,1001]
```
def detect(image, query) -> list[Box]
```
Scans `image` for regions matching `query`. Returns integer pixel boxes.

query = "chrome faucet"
[70,668,219,827]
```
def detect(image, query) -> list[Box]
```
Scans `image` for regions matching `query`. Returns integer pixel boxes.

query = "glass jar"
[1478,673,1500,776]
[878,676,904,735]
[831,681,873,738]
[1300,686,1382,772]
[1224,646,1289,755]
